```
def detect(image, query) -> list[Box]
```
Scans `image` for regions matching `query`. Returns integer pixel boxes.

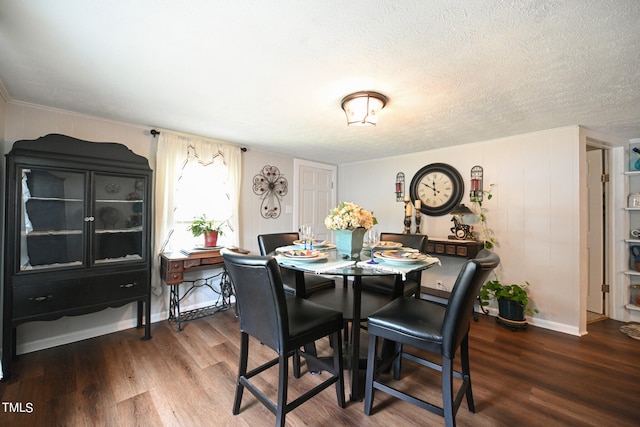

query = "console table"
[423,238,486,317]
[425,237,484,258]
[160,247,247,331]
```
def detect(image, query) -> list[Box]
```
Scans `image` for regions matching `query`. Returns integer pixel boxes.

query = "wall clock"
[409,163,464,216]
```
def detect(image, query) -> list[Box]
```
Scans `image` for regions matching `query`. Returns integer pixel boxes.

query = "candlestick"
[404,215,412,234]
[415,200,421,210]
[404,194,410,203]
[415,211,421,234]
[406,202,412,217]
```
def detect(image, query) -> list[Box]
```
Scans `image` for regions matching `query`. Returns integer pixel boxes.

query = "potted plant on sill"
[187,214,226,247]
[479,278,539,331]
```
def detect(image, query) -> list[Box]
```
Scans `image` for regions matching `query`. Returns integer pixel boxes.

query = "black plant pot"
[496,298,528,331]
[498,298,525,321]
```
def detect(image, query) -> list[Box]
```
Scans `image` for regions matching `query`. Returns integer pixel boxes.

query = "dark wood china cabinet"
[2,134,153,379]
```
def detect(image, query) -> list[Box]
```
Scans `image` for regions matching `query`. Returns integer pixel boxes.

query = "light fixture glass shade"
[341,91,388,126]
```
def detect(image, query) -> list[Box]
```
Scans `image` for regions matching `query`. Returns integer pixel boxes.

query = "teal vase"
[334,228,366,259]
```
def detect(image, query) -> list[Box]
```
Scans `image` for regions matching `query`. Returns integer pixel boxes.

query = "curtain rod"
[150,128,247,152]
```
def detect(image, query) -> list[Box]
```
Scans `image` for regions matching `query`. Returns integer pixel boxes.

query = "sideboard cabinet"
[3,134,153,379]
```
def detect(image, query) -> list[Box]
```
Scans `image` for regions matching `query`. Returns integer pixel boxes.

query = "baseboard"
[15,298,234,356]
[477,306,580,336]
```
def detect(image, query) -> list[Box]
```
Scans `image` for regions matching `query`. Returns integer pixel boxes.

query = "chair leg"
[330,331,346,408]
[392,341,403,380]
[293,348,301,378]
[233,332,249,415]
[460,333,475,412]
[343,320,350,345]
[275,354,289,427]
[442,356,455,427]
[364,333,378,415]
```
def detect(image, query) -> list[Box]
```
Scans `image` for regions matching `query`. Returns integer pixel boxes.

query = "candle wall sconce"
[395,172,405,202]
[470,165,483,201]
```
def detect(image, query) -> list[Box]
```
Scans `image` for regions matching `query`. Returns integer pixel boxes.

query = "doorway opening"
[586,145,608,326]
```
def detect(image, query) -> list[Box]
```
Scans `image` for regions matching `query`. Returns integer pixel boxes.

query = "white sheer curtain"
[151,131,241,295]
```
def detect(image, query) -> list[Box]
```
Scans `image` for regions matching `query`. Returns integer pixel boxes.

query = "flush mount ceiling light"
[341,91,388,126]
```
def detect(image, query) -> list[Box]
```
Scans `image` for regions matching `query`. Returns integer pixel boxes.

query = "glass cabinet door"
[93,174,146,264]
[20,167,85,270]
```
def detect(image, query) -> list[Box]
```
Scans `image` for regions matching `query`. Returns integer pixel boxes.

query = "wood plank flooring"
[1,308,639,426]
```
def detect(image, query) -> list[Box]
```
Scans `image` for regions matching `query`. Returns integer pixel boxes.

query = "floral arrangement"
[324,201,377,230]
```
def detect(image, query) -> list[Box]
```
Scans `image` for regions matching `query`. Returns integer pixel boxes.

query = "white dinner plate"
[279,252,329,262]
[365,241,403,249]
[374,250,428,263]
[293,239,330,248]
[282,249,320,258]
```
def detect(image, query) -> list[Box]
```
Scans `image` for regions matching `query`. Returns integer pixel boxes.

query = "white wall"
[338,126,584,334]
[0,85,7,144]
[2,100,632,356]
[1,101,308,356]
[238,149,298,255]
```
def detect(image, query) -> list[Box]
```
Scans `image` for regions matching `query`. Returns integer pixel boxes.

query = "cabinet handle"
[30,295,53,302]
[120,283,136,288]
[84,216,95,222]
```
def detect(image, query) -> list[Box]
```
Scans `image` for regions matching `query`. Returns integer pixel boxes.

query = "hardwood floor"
[1,308,639,426]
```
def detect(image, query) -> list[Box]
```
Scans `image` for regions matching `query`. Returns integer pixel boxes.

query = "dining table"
[274,240,440,401]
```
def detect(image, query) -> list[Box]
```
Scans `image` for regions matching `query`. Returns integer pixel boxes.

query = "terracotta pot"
[204,231,219,247]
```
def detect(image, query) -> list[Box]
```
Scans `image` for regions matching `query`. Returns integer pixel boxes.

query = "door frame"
[586,147,606,315]
[585,138,619,325]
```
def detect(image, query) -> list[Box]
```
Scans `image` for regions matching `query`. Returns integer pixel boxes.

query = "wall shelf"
[623,139,640,314]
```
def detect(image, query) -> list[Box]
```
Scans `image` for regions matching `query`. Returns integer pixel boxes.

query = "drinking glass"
[300,224,309,249]
[306,225,316,249]
[366,229,380,264]
[300,224,315,249]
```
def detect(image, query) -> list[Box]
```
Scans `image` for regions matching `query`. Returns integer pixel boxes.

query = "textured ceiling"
[1,1,639,164]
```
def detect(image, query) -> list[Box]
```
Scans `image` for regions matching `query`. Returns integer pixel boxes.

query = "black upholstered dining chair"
[363,249,500,427]
[360,232,428,298]
[222,250,345,427]
[257,232,335,297]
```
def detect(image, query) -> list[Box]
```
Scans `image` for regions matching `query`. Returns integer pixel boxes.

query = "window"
[151,132,241,293]
[172,147,234,249]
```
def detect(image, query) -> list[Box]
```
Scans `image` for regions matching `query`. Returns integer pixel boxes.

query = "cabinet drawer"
[12,271,148,320]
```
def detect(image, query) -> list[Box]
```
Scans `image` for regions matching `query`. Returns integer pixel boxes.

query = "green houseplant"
[479,278,539,330]
[187,214,226,247]
[469,183,497,249]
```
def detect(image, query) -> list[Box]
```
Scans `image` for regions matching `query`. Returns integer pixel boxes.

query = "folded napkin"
[308,260,357,274]
[355,261,408,280]
[356,256,441,281]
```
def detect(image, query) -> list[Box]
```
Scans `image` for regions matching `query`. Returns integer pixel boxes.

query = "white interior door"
[294,159,336,241]
[587,149,605,313]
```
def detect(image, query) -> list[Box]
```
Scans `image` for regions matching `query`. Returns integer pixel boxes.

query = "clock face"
[409,163,464,216]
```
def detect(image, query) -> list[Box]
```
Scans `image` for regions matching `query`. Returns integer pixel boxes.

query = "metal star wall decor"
[253,165,288,218]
